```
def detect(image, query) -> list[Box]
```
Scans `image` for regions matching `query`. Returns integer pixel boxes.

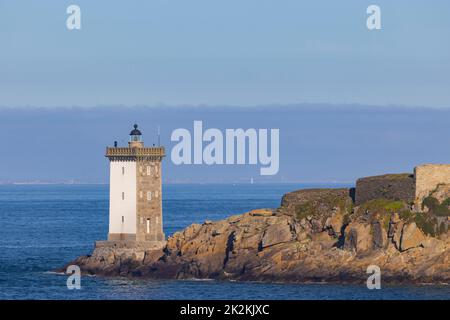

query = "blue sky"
[0,105,449,183]
[0,2,449,183]
[1,1,450,107]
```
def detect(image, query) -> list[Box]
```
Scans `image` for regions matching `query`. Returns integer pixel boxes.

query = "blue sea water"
[0,184,448,300]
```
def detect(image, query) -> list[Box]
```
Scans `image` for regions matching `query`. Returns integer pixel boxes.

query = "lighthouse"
[105,124,166,248]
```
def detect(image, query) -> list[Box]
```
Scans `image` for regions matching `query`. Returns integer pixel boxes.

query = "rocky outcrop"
[65,190,450,284]
[400,223,426,251]
[343,222,372,252]
[261,219,294,248]
[280,188,353,217]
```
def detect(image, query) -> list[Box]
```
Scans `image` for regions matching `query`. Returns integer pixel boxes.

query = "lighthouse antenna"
[157,125,161,146]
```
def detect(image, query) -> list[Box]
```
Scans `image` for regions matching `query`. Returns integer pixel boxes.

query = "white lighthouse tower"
[104,124,166,249]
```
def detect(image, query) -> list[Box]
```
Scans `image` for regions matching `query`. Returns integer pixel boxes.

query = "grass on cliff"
[357,199,406,215]
[414,196,450,236]
[295,201,316,220]
[294,194,353,221]
[442,198,450,207]
[414,213,448,237]
[354,199,407,232]
[395,209,444,237]
[422,196,450,217]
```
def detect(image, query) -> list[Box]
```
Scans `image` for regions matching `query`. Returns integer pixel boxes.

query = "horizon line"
[0,181,355,186]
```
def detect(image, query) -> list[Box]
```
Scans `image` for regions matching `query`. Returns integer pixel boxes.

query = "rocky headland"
[65,173,450,285]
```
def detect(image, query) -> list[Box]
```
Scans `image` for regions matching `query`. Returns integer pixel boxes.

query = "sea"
[0,184,448,300]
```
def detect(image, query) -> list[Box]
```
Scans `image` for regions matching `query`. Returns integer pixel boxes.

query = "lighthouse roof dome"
[129,124,142,136]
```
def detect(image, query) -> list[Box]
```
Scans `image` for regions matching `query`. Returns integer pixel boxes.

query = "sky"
[0,105,449,184]
[1,0,450,107]
[0,2,449,183]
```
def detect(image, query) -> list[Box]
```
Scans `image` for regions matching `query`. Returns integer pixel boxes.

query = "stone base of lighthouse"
[95,239,166,252]
[66,240,167,275]
[107,232,165,242]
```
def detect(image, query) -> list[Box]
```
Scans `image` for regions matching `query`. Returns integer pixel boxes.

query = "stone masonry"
[414,164,450,210]
[354,164,450,210]
[136,158,165,242]
[355,173,415,205]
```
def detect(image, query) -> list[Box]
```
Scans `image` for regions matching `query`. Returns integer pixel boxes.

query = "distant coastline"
[0,180,354,186]
[0,181,108,185]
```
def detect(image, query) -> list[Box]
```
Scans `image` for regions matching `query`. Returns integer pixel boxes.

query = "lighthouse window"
[122,192,125,200]
[146,218,150,234]
[155,190,159,198]
[122,216,124,223]
[139,191,143,199]
[122,167,125,175]
[146,166,151,176]
[147,191,152,201]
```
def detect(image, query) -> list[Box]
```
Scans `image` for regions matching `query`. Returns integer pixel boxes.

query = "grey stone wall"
[136,159,165,242]
[414,164,450,210]
[355,173,415,205]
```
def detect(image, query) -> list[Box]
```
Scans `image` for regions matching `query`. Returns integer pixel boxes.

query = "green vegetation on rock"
[399,209,415,222]
[380,215,390,231]
[422,196,450,217]
[295,201,316,220]
[414,214,439,236]
[293,191,353,221]
[354,199,410,232]
[357,199,406,215]
[441,197,450,207]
